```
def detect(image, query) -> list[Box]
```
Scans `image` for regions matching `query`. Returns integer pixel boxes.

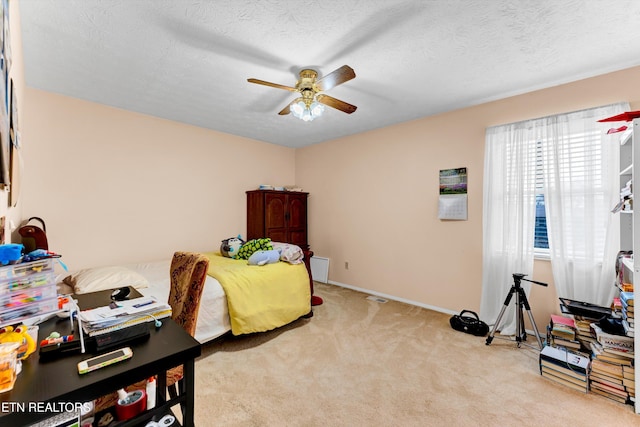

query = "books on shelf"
[620,291,635,307]
[619,282,633,293]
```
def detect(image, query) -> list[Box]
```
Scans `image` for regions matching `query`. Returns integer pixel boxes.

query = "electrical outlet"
[345,261,349,270]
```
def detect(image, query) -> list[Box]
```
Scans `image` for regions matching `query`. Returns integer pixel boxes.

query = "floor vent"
[366,296,388,303]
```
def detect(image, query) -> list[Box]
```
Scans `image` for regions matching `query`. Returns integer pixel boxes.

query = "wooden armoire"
[246,189,309,250]
[246,189,321,305]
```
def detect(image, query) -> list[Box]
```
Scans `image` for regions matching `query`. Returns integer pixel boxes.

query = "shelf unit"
[617,118,639,414]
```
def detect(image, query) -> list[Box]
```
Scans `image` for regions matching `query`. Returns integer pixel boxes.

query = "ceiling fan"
[247,65,357,121]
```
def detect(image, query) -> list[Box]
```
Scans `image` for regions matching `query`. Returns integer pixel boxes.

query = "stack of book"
[623,365,636,404]
[573,316,598,349]
[589,322,634,403]
[79,296,172,337]
[620,291,634,337]
[619,282,633,293]
[558,297,610,350]
[612,179,633,213]
[539,345,589,393]
[590,359,629,403]
[612,297,623,316]
[547,314,582,352]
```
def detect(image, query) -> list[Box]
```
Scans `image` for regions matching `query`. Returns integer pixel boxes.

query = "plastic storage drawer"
[0,259,57,327]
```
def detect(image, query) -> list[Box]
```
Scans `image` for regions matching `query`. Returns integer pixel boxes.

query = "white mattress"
[123,259,231,343]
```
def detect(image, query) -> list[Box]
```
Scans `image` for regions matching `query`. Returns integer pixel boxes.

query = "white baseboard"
[325,280,543,340]
[326,280,459,316]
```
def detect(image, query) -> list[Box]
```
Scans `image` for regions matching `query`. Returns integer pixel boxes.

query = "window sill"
[534,249,551,261]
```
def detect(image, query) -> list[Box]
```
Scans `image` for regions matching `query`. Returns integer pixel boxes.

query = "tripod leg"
[515,287,523,346]
[520,289,543,350]
[485,286,515,345]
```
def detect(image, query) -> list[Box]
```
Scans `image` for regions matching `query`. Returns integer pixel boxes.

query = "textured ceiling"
[18,0,640,148]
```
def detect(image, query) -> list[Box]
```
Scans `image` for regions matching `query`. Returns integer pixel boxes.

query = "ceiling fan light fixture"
[302,110,313,122]
[248,65,356,120]
[291,101,305,117]
[291,98,324,122]
[310,100,325,117]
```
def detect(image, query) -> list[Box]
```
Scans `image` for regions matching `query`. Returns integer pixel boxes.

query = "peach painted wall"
[297,66,640,323]
[10,0,640,323]
[20,89,297,270]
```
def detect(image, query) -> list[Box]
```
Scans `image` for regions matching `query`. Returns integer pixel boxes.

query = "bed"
[58,243,313,343]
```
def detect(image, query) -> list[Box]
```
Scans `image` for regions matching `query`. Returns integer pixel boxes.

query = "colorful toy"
[248,249,281,266]
[235,238,273,260]
[0,244,23,265]
[21,249,63,263]
[0,325,37,360]
[220,235,245,258]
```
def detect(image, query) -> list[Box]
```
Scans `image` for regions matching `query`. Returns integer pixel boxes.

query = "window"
[533,127,606,259]
[534,140,549,255]
[483,102,627,327]
[534,194,549,250]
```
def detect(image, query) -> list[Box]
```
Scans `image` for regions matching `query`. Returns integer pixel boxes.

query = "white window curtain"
[541,103,628,304]
[480,122,538,335]
[480,102,628,335]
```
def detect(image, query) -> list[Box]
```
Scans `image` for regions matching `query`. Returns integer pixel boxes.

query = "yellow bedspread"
[203,252,311,335]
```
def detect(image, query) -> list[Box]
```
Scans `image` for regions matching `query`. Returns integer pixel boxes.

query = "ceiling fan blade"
[316,94,357,114]
[278,103,291,115]
[247,78,297,92]
[315,65,356,92]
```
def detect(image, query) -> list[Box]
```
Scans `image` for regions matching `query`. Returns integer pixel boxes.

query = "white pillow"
[62,266,149,294]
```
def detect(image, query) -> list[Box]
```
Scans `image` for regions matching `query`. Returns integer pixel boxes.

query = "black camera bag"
[449,310,489,337]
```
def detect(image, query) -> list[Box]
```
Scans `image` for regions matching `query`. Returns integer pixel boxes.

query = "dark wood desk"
[0,290,201,426]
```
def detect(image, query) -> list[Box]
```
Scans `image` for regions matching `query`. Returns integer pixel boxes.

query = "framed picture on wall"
[8,77,18,206]
[2,0,8,112]
[0,0,8,189]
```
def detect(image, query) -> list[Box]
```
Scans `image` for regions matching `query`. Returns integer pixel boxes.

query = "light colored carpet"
[193,282,639,426]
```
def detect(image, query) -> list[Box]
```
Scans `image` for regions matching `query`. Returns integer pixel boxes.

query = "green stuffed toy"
[236,238,273,260]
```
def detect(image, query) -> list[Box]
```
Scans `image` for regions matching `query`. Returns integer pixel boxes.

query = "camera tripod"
[485,273,547,349]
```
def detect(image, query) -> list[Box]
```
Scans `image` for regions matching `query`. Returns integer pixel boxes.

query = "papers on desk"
[79,297,172,336]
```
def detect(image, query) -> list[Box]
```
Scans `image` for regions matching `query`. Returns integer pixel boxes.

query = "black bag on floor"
[449,310,489,337]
